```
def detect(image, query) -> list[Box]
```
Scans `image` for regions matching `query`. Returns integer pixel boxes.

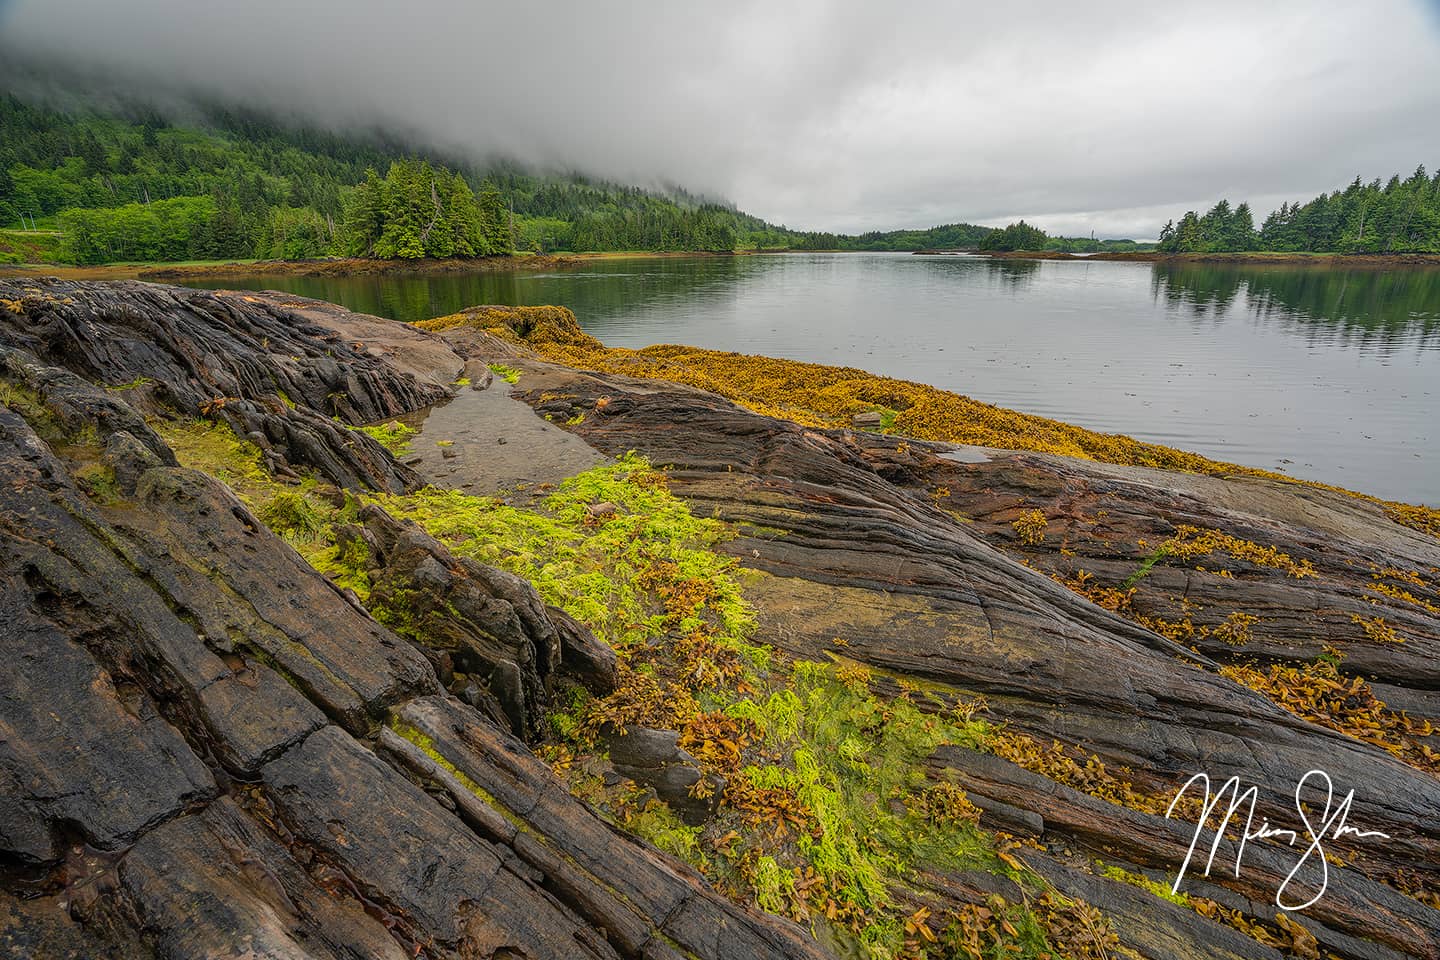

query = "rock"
[103,429,163,495]
[357,503,613,739]
[586,500,618,519]
[547,603,618,693]
[0,284,824,959]
[606,726,725,825]
[851,410,883,429]
[0,279,446,492]
[511,359,1440,960]
[463,358,495,390]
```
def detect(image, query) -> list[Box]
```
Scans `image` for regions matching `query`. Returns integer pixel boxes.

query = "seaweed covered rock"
[349,503,617,739]
[515,358,1440,960]
[606,725,726,825]
[0,287,822,960]
[0,278,452,490]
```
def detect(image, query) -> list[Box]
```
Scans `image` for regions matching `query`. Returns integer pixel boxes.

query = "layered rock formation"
[0,279,820,960]
[2,279,1437,959]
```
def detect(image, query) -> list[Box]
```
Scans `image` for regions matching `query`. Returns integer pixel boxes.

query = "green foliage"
[1097,862,1192,907]
[356,420,417,455]
[378,452,750,651]
[621,799,705,861]
[59,195,216,263]
[0,93,773,261]
[791,222,992,251]
[978,220,1050,252]
[343,159,510,260]
[486,362,522,384]
[258,491,333,540]
[1161,165,1440,253]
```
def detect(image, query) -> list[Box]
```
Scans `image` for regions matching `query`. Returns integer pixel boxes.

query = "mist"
[3,0,1439,237]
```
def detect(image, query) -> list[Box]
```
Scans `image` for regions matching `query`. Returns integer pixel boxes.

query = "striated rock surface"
[351,502,618,739]
[0,279,449,490]
[0,280,820,960]
[2,279,1437,959]
[492,349,1440,959]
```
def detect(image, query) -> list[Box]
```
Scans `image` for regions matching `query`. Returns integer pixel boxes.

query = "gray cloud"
[2,0,1439,237]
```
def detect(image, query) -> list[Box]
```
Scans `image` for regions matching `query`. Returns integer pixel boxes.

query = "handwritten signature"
[1165,769,1390,910]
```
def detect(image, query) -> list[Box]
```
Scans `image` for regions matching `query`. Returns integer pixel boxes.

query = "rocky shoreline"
[1,279,1436,959]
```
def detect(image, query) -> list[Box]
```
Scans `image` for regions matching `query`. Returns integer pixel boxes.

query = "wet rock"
[514,361,1440,960]
[606,725,725,825]
[0,278,445,491]
[357,504,614,739]
[463,358,495,390]
[0,283,826,960]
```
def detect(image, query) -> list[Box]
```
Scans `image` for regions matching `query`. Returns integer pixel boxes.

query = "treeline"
[1160,166,1440,253]
[789,222,992,251]
[979,220,1048,251]
[972,221,1150,253]
[0,95,787,262]
[344,162,510,259]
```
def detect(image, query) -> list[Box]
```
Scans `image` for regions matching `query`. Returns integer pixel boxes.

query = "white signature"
[1165,769,1391,910]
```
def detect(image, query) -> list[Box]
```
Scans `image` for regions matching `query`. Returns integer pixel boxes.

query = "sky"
[2,1,1439,238]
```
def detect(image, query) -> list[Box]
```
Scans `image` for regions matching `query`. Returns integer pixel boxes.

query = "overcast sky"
[3,1,1439,237]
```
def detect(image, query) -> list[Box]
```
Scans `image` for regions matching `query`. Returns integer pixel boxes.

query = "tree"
[477,179,511,254]
[343,168,386,257]
[979,220,1049,252]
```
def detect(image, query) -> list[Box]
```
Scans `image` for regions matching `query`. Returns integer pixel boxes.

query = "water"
[185,253,1440,505]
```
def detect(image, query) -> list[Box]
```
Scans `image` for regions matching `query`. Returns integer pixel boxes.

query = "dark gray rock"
[607,725,725,825]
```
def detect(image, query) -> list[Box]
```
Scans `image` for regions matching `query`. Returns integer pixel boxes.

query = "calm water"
[187,254,1440,505]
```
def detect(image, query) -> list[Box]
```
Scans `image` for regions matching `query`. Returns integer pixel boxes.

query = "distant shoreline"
[0,249,749,282]
[972,250,1440,267]
[9,246,1440,282]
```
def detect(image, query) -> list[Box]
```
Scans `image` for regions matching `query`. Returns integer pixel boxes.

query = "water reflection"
[182,253,1439,503]
[1152,263,1440,347]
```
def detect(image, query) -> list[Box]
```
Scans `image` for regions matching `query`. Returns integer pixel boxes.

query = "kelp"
[427,304,1440,542]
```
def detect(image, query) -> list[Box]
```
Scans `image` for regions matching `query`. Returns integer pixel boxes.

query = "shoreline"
[424,304,1439,524]
[976,249,1440,267]
[1,279,1437,960]
[0,248,750,282]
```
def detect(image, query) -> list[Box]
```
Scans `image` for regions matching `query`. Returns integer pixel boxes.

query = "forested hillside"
[0,92,1166,265]
[0,95,786,262]
[1159,167,1440,253]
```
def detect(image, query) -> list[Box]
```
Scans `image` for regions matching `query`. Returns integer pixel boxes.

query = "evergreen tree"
[477,179,511,254]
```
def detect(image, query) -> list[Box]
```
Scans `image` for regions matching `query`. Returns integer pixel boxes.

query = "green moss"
[105,376,153,391]
[356,420,417,456]
[0,379,60,436]
[487,362,522,384]
[153,418,273,501]
[1097,862,1192,907]
[623,800,705,861]
[258,491,334,540]
[387,720,530,832]
[73,461,121,504]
